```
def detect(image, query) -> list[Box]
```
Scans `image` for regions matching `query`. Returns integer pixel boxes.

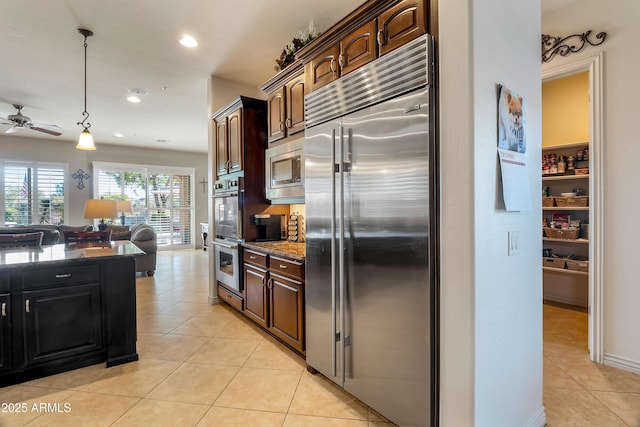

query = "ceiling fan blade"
[29,124,62,136]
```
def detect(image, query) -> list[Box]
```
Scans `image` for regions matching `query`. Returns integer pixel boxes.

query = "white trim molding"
[604,353,640,375]
[542,52,605,364]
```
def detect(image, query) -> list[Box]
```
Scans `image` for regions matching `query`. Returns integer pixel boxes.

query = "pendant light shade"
[76,28,96,151]
[76,129,95,150]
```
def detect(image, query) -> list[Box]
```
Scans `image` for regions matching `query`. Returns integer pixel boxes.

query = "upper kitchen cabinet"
[309,20,377,91]
[262,62,308,145]
[297,0,428,92]
[212,97,267,178]
[377,0,427,55]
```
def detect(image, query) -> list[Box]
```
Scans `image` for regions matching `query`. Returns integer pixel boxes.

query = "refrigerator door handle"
[331,126,338,379]
[338,125,346,385]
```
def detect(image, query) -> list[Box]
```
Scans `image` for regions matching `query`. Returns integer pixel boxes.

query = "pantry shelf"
[543,266,589,276]
[543,207,589,211]
[543,174,589,181]
[543,237,589,244]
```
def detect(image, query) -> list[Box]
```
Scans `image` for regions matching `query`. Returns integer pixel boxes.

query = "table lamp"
[83,199,117,231]
[116,200,133,225]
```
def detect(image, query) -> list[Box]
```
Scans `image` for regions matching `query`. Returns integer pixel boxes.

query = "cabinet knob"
[1,302,6,317]
[377,29,384,46]
[25,299,30,313]
[338,54,345,68]
[279,264,288,269]
[279,121,285,132]
[285,117,292,128]
[330,58,337,73]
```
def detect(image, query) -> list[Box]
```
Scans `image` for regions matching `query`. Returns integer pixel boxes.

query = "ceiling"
[0,0,363,153]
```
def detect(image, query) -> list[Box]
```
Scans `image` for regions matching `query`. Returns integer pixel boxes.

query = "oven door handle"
[213,240,238,250]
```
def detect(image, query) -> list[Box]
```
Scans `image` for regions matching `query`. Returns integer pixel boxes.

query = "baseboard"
[603,353,640,375]
[523,407,547,427]
[542,293,587,307]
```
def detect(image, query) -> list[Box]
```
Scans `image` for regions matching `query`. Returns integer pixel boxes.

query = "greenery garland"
[275,22,322,71]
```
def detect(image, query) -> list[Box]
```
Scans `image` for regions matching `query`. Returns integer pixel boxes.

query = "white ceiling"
[0,0,363,153]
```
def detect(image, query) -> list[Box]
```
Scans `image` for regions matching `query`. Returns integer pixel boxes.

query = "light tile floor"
[2,250,639,426]
[543,302,640,426]
[0,250,395,426]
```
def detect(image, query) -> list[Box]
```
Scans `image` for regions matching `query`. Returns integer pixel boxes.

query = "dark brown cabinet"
[212,97,266,179]
[237,247,305,354]
[215,108,243,176]
[310,21,378,91]
[263,64,308,144]
[299,0,428,92]
[243,263,268,328]
[377,0,427,56]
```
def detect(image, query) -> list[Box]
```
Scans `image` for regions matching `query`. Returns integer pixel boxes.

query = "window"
[1,161,67,226]
[92,162,195,249]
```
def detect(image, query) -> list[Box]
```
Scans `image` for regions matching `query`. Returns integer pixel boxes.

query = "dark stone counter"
[242,241,306,261]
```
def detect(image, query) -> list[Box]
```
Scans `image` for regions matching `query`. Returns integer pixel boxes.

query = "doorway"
[542,53,604,362]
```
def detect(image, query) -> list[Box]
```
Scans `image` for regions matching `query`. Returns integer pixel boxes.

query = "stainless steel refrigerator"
[304,34,437,427]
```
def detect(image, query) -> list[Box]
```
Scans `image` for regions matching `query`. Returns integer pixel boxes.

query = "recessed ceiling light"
[156,139,169,143]
[127,96,141,103]
[114,133,124,138]
[179,35,198,48]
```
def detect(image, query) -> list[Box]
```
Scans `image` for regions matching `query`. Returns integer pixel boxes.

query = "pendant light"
[76,28,96,150]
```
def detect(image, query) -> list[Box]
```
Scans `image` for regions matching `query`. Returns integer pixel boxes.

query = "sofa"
[0,223,157,276]
[105,224,157,276]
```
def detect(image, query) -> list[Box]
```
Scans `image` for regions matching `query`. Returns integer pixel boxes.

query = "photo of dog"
[498,85,526,153]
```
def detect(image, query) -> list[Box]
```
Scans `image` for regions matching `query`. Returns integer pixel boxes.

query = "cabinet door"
[377,0,426,56]
[244,265,269,328]
[23,283,103,366]
[286,73,307,136]
[0,294,10,373]
[340,20,378,76]
[310,44,340,91]
[227,109,243,174]
[215,117,229,176]
[267,88,286,144]
[269,272,304,352]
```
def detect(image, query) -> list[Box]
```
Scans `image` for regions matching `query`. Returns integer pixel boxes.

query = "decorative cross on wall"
[72,169,90,190]
[198,178,208,193]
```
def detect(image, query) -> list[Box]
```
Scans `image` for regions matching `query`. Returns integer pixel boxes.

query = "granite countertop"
[0,241,145,269]
[242,240,306,261]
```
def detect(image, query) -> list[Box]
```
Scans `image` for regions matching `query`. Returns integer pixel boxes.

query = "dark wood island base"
[0,242,142,387]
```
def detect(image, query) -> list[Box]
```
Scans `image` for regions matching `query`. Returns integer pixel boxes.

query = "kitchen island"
[0,241,143,386]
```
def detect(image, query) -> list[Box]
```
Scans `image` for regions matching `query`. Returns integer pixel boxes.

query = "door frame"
[542,52,604,362]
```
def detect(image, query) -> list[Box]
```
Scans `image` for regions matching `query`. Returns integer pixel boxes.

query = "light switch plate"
[508,230,520,256]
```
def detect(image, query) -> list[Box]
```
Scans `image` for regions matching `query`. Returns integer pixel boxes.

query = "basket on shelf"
[542,197,555,207]
[554,196,589,207]
[566,257,589,272]
[544,227,580,240]
[543,256,566,269]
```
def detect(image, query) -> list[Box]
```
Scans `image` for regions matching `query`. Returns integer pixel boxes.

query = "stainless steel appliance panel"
[305,122,343,386]
[213,238,240,292]
[266,137,305,204]
[341,88,431,426]
[213,192,240,241]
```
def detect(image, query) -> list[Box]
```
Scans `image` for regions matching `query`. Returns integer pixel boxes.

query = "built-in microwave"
[265,138,304,204]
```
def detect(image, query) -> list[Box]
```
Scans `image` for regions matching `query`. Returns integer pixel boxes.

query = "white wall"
[0,135,208,246]
[544,0,640,372]
[439,0,544,425]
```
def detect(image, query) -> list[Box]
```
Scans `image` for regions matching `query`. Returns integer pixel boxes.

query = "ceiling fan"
[0,104,62,136]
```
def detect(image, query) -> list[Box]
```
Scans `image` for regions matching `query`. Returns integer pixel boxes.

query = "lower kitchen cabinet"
[269,272,304,352]
[23,282,103,366]
[237,246,305,354]
[243,264,269,328]
[0,293,10,373]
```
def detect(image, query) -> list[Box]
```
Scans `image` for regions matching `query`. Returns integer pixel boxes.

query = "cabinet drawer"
[269,256,304,280]
[218,284,243,311]
[21,265,101,290]
[0,271,8,292]
[244,249,268,268]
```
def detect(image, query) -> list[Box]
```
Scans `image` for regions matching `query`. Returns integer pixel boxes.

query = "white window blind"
[92,162,195,249]
[1,162,67,226]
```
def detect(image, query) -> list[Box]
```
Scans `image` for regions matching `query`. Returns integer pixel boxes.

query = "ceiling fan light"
[76,129,96,150]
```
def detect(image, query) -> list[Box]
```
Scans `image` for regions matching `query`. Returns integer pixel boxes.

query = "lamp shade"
[83,199,117,219]
[116,200,133,213]
[76,129,96,150]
